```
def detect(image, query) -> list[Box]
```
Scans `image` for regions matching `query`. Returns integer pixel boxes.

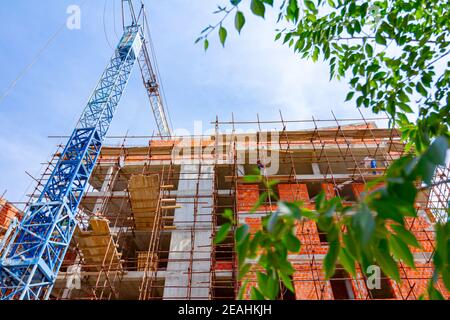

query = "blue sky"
[0,0,386,204]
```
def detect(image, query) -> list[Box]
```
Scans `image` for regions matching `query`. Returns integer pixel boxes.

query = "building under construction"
[2,115,447,300]
[0,1,448,301]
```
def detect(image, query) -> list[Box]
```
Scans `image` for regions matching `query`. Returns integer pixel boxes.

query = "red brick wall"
[351,183,365,199]
[240,261,450,300]
[293,262,333,299]
[237,184,260,212]
[0,199,20,230]
[406,217,435,253]
[295,220,328,255]
[236,183,448,300]
[245,217,261,235]
[322,183,336,200]
[278,184,310,202]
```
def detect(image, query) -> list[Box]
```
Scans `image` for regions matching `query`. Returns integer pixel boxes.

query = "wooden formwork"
[74,218,122,271]
[128,174,160,231]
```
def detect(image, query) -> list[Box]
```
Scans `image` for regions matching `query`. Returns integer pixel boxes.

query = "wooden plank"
[74,218,122,271]
[129,174,160,231]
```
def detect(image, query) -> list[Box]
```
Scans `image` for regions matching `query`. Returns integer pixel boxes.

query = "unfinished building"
[9,116,448,300]
[0,198,22,243]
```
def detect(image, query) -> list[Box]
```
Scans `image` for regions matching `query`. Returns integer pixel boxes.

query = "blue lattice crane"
[0,0,171,300]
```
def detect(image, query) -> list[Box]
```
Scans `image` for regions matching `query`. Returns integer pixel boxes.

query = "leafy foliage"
[203,0,450,300]
[199,0,449,149]
[218,137,449,299]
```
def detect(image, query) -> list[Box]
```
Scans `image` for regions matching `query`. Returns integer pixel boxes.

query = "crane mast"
[138,41,172,138]
[0,1,169,299]
[124,0,172,138]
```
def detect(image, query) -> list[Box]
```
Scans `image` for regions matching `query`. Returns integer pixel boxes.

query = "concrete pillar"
[163,164,213,300]
[93,165,116,214]
[312,163,321,175]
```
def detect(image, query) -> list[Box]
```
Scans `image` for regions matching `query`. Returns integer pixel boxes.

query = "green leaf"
[339,247,356,277]
[278,201,301,219]
[373,239,401,283]
[299,208,317,220]
[365,43,374,57]
[214,223,231,244]
[238,263,252,280]
[236,224,249,244]
[237,234,250,266]
[389,235,415,268]
[279,271,295,293]
[427,281,445,300]
[256,272,269,297]
[315,190,325,211]
[204,39,209,51]
[230,0,243,5]
[398,103,413,114]
[375,33,387,45]
[219,26,227,47]
[250,287,266,300]
[267,212,279,233]
[434,221,450,291]
[238,279,248,300]
[286,0,300,22]
[303,0,316,12]
[391,224,421,248]
[243,175,261,182]
[348,1,356,14]
[248,231,262,257]
[416,136,449,185]
[345,91,355,101]
[352,203,375,247]
[282,232,301,252]
[223,209,233,222]
[415,82,428,98]
[278,258,295,275]
[235,11,246,33]
[266,273,280,299]
[251,0,266,18]
[324,240,340,279]
[343,232,359,261]
[424,136,448,166]
[252,192,268,212]
[261,0,274,5]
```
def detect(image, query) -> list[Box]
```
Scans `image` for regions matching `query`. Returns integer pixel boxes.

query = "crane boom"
[138,41,172,138]
[0,24,143,300]
[123,0,172,138]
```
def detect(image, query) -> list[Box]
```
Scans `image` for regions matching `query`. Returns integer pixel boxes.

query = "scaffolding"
[5,113,448,300]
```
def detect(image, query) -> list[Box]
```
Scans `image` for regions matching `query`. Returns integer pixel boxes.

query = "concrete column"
[163,164,213,300]
[312,163,321,175]
[93,165,116,214]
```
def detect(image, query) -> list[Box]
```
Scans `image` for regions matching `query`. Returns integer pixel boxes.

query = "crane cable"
[103,0,114,50]
[140,1,174,133]
[120,0,174,133]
